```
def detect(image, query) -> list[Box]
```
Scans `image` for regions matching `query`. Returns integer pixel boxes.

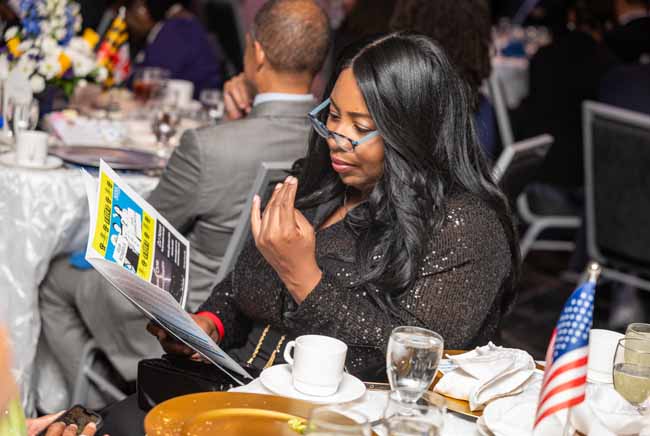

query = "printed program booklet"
[84,160,251,384]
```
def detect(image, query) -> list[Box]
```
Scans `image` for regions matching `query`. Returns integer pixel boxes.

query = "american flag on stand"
[534,263,601,430]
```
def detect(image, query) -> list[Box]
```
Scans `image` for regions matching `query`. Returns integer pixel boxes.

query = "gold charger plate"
[144,392,379,436]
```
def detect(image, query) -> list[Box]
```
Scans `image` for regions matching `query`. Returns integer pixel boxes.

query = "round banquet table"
[0,164,157,414]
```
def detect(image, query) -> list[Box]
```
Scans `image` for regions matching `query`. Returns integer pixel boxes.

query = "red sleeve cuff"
[196,311,225,342]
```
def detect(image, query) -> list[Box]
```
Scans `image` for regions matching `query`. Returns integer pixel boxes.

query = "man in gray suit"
[39,0,330,407]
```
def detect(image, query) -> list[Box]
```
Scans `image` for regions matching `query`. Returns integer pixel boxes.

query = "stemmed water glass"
[613,337,650,414]
[386,326,444,403]
[199,88,224,123]
[384,391,446,436]
[305,406,371,436]
[9,98,39,139]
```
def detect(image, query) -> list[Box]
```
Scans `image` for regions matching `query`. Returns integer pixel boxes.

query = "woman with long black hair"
[150,32,520,380]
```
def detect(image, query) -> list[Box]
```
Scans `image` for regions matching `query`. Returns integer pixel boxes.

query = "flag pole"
[562,262,600,436]
[562,408,573,436]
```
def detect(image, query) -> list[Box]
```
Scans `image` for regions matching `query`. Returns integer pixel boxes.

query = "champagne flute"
[387,326,444,403]
[305,406,371,436]
[613,337,650,414]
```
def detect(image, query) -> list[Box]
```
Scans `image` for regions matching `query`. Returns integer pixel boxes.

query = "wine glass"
[613,337,650,414]
[627,324,650,342]
[199,88,224,123]
[387,326,444,403]
[384,391,446,434]
[305,406,371,436]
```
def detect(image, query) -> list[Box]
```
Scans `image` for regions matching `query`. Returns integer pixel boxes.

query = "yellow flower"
[82,28,99,50]
[7,37,21,57]
[58,52,72,77]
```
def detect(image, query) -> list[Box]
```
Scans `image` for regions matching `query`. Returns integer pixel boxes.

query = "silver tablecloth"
[0,165,157,414]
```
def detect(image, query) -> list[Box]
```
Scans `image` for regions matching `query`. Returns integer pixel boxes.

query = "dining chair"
[487,72,515,149]
[583,101,650,291]
[214,161,294,285]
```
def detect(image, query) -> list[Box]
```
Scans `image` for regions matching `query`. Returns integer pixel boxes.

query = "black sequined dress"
[198,192,513,380]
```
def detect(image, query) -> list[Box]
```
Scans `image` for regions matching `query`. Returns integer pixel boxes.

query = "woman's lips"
[331,156,355,173]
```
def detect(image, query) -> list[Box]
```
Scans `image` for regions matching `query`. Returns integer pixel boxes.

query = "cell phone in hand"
[38,405,102,436]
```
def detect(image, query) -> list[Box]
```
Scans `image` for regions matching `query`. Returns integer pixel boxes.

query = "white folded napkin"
[571,383,644,436]
[478,378,646,436]
[433,342,535,411]
[477,373,565,436]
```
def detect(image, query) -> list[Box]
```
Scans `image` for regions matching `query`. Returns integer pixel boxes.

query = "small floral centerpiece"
[3,0,108,96]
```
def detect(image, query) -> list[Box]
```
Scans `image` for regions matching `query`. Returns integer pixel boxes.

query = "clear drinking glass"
[384,391,446,430]
[10,98,39,137]
[199,88,224,123]
[627,324,650,341]
[387,326,444,403]
[305,406,371,436]
[133,67,170,104]
[613,337,650,414]
[387,416,440,436]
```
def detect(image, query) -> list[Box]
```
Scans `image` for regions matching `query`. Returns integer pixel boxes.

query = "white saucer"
[260,364,366,404]
[0,152,63,170]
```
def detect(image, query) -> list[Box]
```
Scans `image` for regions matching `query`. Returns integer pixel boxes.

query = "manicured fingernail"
[275,183,282,190]
[285,175,292,183]
[87,422,96,429]
[253,194,260,203]
[288,176,297,185]
[69,424,78,431]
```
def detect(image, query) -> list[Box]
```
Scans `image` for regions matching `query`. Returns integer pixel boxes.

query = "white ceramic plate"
[0,152,63,170]
[260,364,366,405]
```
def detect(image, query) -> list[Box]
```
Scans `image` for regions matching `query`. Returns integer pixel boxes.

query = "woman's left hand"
[251,176,322,303]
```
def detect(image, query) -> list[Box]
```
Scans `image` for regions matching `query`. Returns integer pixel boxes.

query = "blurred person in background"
[222,0,329,120]
[332,0,396,57]
[127,0,223,95]
[40,0,329,409]
[390,0,498,160]
[605,0,650,63]
[0,329,102,436]
[512,0,617,214]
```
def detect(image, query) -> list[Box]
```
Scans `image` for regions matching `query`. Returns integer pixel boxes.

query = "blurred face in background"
[125,0,155,43]
[342,0,358,14]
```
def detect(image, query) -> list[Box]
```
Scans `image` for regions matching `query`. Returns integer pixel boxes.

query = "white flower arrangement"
[3,0,108,95]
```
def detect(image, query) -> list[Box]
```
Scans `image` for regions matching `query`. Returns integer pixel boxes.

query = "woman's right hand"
[146,314,218,357]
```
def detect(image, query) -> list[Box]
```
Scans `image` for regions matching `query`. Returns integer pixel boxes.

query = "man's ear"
[254,40,266,71]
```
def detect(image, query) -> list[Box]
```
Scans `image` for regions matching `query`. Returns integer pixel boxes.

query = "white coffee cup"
[283,335,347,397]
[166,79,194,108]
[15,130,48,166]
[588,328,624,383]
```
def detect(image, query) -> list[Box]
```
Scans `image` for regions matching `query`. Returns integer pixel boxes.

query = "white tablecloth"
[0,165,157,414]
[231,379,479,435]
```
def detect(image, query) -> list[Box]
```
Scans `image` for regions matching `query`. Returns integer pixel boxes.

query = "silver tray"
[49,146,166,170]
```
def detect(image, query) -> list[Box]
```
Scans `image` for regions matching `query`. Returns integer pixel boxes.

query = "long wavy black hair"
[296,32,520,314]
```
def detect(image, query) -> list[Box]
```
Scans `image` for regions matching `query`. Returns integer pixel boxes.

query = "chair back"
[487,73,515,148]
[493,134,553,203]
[214,161,294,284]
[583,101,650,275]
